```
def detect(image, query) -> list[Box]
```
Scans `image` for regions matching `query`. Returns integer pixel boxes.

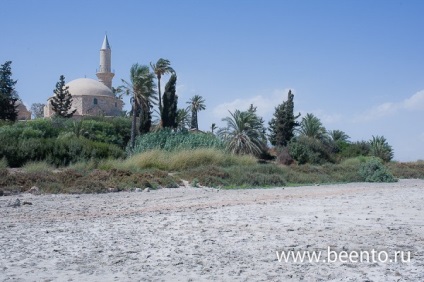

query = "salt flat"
[1,179,423,281]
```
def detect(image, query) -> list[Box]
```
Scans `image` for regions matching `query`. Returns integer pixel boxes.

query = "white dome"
[66,78,113,97]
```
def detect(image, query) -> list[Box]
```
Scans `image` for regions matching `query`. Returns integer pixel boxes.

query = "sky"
[1,0,423,161]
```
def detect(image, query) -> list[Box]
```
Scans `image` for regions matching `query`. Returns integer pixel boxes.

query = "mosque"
[44,35,123,118]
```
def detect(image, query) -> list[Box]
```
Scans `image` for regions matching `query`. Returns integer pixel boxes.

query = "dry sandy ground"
[1,179,423,281]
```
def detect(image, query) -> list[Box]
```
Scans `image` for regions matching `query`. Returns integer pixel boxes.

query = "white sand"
[1,179,423,281]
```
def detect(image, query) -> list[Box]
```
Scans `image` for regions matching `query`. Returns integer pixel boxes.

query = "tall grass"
[130,129,225,155]
[387,161,424,179]
[100,148,257,172]
[0,157,8,169]
[22,161,56,173]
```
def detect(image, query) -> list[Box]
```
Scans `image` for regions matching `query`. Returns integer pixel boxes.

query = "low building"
[15,100,31,120]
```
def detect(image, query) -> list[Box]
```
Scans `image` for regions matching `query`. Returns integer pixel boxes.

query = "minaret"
[96,35,114,89]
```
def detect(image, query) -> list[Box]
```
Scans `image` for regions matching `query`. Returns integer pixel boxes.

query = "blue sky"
[1,0,423,161]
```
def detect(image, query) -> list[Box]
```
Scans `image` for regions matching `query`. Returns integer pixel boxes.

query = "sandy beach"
[1,179,423,281]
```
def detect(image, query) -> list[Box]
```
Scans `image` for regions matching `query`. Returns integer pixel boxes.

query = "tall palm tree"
[120,63,157,148]
[298,113,327,140]
[186,95,206,130]
[150,58,174,115]
[217,109,265,156]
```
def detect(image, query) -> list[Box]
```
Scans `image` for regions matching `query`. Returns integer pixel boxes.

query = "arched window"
[93,98,98,105]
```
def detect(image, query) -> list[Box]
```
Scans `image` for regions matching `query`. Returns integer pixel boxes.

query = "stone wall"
[16,103,31,120]
[44,95,123,117]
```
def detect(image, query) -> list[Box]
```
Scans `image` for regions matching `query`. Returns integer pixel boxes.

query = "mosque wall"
[44,95,123,118]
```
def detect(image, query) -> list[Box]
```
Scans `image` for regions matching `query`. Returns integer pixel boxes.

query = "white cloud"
[354,89,424,122]
[309,109,342,124]
[354,102,399,122]
[403,90,424,110]
[212,88,293,120]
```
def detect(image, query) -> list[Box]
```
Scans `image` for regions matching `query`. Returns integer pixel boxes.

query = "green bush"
[0,124,25,140]
[130,129,225,155]
[76,118,131,148]
[338,141,370,159]
[359,157,397,182]
[0,117,131,167]
[26,119,62,138]
[48,137,125,167]
[288,136,335,164]
[0,136,125,167]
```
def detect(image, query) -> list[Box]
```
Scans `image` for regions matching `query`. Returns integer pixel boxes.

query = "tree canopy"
[218,107,266,156]
[150,58,174,115]
[50,75,76,118]
[161,74,178,129]
[30,103,45,119]
[120,63,157,147]
[187,95,206,130]
[0,61,19,121]
[268,90,300,147]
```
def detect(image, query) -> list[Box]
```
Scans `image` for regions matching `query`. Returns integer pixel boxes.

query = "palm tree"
[150,58,174,115]
[175,108,191,131]
[186,95,206,130]
[217,109,265,156]
[211,123,217,134]
[298,113,327,140]
[369,135,394,162]
[328,130,350,143]
[120,63,157,148]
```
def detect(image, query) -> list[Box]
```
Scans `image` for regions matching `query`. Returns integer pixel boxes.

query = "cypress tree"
[0,61,19,121]
[50,75,76,118]
[139,102,152,134]
[268,90,300,147]
[161,74,178,129]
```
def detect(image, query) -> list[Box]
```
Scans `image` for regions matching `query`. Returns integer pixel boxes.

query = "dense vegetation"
[1,59,422,195]
[0,117,130,167]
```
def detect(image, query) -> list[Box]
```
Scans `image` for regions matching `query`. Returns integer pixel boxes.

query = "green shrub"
[288,136,335,164]
[359,157,397,182]
[0,117,132,167]
[21,128,44,139]
[338,141,371,159]
[48,137,125,167]
[25,119,62,138]
[0,120,13,127]
[130,129,225,154]
[0,125,25,140]
[0,136,125,167]
[59,117,131,148]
